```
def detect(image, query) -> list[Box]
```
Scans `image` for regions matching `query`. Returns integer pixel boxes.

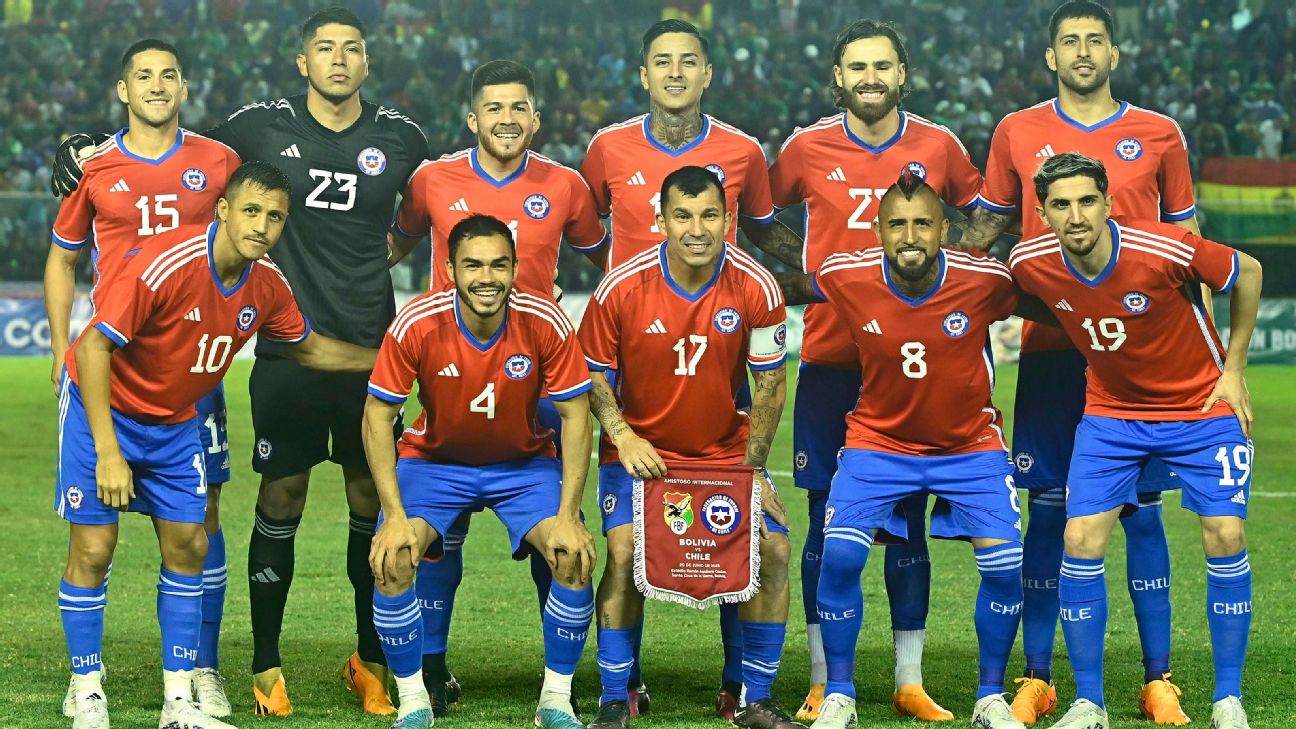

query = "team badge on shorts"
[794,450,808,471]
[824,505,835,526]
[942,311,970,337]
[1122,291,1150,314]
[66,485,84,510]
[1014,451,1035,473]
[904,161,928,179]
[505,354,533,379]
[523,193,551,220]
[357,147,387,176]
[663,492,695,535]
[704,164,726,185]
[602,493,617,515]
[702,494,741,535]
[714,307,742,334]
[181,168,208,191]
[1115,138,1143,161]
[237,305,258,332]
[256,438,273,460]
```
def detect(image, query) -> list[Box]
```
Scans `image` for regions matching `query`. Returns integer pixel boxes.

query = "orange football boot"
[1140,673,1191,725]
[252,670,293,718]
[796,684,826,721]
[342,652,397,716]
[892,684,955,721]
[1010,677,1057,724]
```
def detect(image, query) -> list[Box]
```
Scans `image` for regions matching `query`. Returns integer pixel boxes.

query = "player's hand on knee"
[95,452,134,510]
[755,469,787,533]
[545,516,597,585]
[51,133,107,197]
[1203,370,1252,436]
[615,434,666,479]
[369,515,420,586]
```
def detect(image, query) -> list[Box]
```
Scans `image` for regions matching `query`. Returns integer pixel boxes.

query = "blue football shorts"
[792,362,860,492]
[195,384,230,485]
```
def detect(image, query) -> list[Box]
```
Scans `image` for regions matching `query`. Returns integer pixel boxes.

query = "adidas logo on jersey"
[626,171,646,186]
[109,179,130,193]
[644,319,667,334]
[448,198,469,212]
[1055,299,1074,311]
[183,307,202,322]
[825,167,847,182]
[862,319,882,334]
[1036,144,1056,159]
[1231,490,1247,505]
[250,568,281,584]
[280,144,301,158]
[437,363,460,377]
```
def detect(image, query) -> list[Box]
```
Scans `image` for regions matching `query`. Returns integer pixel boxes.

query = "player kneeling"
[57,161,379,729]
[776,171,1034,729]
[363,215,597,729]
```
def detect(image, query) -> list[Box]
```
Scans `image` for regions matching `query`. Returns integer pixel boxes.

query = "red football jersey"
[1008,219,1239,421]
[581,114,776,270]
[52,129,241,309]
[368,288,592,464]
[812,248,1017,455]
[979,100,1196,353]
[394,149,608,293]
[67,223,308,423]
[770,112,983,367]
[578,243,786,465]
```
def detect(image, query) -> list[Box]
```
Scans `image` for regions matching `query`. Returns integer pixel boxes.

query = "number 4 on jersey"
[470,383,496,419]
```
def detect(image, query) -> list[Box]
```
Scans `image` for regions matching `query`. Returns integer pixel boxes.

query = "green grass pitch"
[1,358,1292,728]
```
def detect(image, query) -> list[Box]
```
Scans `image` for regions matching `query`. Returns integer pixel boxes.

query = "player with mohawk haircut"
[775,171,1046,729]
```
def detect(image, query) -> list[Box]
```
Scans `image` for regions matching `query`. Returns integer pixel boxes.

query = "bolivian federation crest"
[662,492,694,535]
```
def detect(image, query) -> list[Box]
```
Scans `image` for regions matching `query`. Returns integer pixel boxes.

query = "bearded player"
[750,20,984,721]
[1010,152,1260,729]
[960,2,1201,722]
[579,166,801,729]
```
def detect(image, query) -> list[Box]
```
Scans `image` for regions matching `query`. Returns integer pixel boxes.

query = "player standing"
[364,214,597,729]
[44,38,242,718]
[57,162,378,729]
[776,172,1028,729]
[579,166,801,729]
[961,2,1199,722]
[1009,153,1260,729]
[388,59,607,712]
[580,20,801,714]
[752,19,983,721]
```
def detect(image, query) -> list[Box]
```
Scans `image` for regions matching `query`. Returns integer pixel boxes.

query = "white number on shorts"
[1080,317,1126,351]
[1004,475,1022,515]
[900,341,928,379]
[470,383,496,419]
[304,169,357,211]
[672,334,709,376]
[1214,445,1252,486]
[648,191,662,233]
[189,334,234,374]
[204,413,228,455]
[191,453,207,495]
[135,194,179,236]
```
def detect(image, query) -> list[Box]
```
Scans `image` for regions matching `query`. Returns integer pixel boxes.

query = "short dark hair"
[121,39,182,78]
[447,214,517,263]
[225,161,292,198]
[1032,152,1109,202]
[641,19,709,63]
[302,7,366,47]
[470,60,536,105]
[829,19,909,106]
[1048,0,1115,45]
[659,165,725,210]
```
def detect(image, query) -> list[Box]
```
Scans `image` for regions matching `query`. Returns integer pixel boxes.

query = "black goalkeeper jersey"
[207,95,429,352]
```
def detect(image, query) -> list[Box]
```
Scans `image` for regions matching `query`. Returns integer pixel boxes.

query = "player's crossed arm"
[954,205,1015,253]
[773,271,824,306]
[739,217,804,270]
[280,331,378,372]
[588,370,666,479]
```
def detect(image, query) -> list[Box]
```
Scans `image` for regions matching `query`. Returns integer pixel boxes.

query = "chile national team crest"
[1014,452,1035,473]
[942,311,970,337]
[702,494,741,535]
[1115,138,1143,161]
[181,168,208,191]
[237,305,258,332]
[904,161,928,179]
[1122,291,1151,314]
[704,164,726,185]
[714,307,742,334]
[357,147,387,176]
[523,193,551,220]
[505,354,533,379]
[662,492,695,535]
[66,485,84,510]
